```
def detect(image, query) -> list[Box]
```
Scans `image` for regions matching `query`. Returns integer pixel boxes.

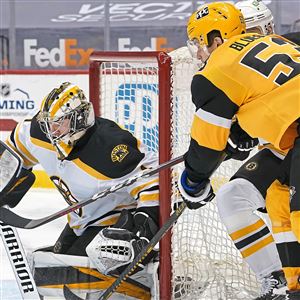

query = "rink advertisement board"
[0,71,88,188]
[0,71,88,134]
[1,1,299,69]
[0,27,185,69]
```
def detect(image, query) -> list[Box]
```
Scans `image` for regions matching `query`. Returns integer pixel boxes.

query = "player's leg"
[216,149,287,299]
[267,148,300,296]
[31,209,157,299]
[266,180,300,292]
[33,251,153,300]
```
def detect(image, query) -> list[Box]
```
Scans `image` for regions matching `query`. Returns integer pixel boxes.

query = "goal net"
[89,49,260,300]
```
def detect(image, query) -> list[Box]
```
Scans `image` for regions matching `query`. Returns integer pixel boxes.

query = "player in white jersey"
[0,82,160,299]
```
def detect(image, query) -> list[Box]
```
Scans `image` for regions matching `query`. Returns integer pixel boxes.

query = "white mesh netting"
[93,48,260,299]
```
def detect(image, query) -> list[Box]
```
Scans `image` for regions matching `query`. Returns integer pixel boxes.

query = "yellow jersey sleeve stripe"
[6,136,33,167]
[241,234,274,258]
[73,158,112,180]
[130,178,159,198]
[230,219,265,241]
[14,123,38,164]
[191,115,230,151]
[139,192,159,202]
[30,136,55,152]
[99,216,120,226]
[57,141,73,156]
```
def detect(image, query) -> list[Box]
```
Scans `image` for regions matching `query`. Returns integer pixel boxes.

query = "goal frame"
[89,51,174,300]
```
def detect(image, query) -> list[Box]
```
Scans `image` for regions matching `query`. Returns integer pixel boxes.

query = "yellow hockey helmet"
[187,2,246,46]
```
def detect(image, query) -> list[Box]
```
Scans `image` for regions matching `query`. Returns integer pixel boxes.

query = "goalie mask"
[38,82,95,159]
[235,0,275,35]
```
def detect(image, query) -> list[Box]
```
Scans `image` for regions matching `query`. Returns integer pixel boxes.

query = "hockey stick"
[97,152,228,300]
[63,151,228,300]
[0,144,38,298]
[63,201,187,300]
[0,220,40,299]
[0,155,183,229]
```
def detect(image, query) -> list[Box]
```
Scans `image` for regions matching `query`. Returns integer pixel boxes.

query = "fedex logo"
[24,39,94,68]
[118,37,174,52]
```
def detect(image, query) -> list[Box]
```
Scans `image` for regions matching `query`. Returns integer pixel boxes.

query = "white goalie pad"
[0,141,23,193]
[86,228,135,275]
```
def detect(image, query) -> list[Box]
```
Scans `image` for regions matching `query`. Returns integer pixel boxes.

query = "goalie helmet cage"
[89,50,260,300]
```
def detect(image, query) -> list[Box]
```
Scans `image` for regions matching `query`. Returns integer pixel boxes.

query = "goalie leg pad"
[86,228,137,275]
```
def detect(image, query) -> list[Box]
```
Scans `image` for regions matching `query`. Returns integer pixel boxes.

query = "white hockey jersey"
[6,115,159,236]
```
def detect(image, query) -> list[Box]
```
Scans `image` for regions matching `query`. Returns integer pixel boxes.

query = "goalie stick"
[63,201,187,300]
[0,155,183,229]
[0,220,40,299]
[0,142,40,299]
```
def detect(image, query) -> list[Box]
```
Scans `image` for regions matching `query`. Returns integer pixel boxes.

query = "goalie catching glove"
[178,169,215,209]
[86,208,159,275]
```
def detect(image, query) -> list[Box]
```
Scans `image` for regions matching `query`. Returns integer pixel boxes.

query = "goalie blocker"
[0,141,35,208]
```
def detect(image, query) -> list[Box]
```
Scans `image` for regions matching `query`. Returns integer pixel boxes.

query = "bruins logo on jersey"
[111,144,129,162]
[51,176,82,216]
[245,162,258,171]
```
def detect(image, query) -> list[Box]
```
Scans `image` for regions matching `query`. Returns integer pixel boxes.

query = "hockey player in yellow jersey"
[178,2,300,299]
[0,82,160,299]
[209,1,300,299]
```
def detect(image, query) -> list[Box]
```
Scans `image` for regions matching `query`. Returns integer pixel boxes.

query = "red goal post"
[89,50,260,300]
[89,51,173,299]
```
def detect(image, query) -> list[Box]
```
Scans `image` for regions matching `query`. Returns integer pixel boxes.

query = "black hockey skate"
[255,270,287,300]
[286,290,300,299]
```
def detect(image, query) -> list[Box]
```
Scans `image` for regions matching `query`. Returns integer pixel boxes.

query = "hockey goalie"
[0,82,160,299]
